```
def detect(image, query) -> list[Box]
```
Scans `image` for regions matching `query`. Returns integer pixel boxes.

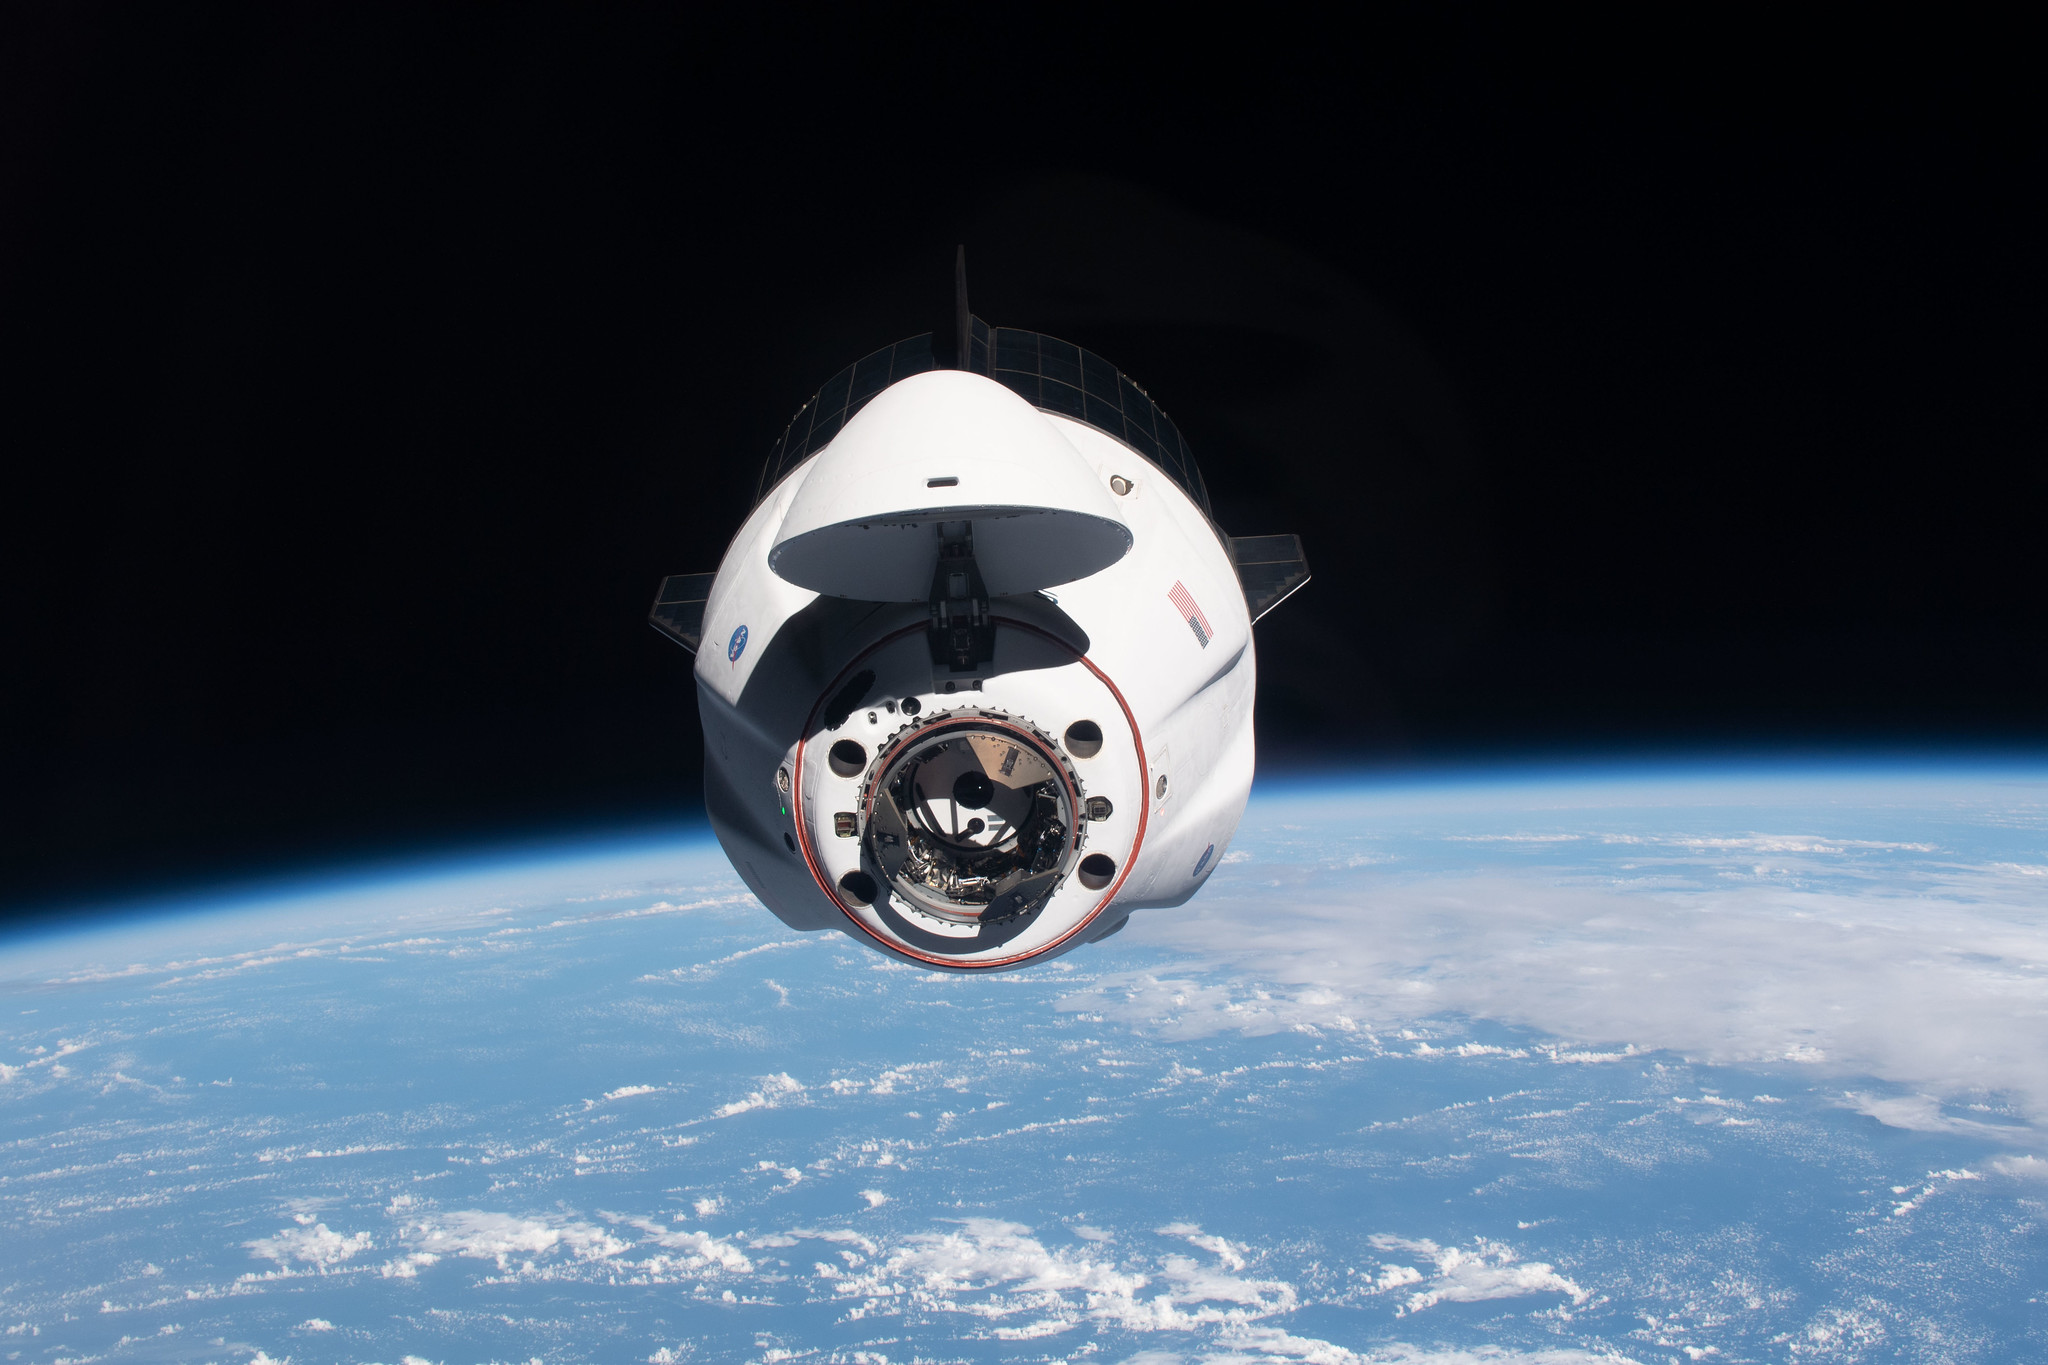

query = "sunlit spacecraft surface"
[651,256,1308,970]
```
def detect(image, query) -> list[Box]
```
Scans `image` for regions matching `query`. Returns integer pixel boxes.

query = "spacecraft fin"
[1229,534,1311,623]
[648,572,717,653]
[952,244,970,369]
[933,244,971,369]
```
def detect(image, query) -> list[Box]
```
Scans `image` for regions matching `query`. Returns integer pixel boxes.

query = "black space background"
[1,11,2041,922]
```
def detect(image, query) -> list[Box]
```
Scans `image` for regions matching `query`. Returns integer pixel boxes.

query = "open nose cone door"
[649,572,717,654]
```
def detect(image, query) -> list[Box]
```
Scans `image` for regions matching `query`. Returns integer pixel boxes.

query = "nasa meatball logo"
[727,624,748,665]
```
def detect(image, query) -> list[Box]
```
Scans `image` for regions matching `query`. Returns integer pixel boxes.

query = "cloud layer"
[1083,799,2048,1133]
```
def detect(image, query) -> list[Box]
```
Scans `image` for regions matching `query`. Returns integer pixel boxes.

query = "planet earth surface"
[2,761,2045,1364]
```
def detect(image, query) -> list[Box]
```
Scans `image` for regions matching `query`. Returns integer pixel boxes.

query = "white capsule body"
[695,370,1253,970]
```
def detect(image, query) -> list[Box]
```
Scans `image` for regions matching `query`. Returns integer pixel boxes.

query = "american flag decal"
[1168,581,1212,648]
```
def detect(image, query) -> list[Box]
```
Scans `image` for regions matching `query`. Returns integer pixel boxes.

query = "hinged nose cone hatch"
[768,370,1133,601]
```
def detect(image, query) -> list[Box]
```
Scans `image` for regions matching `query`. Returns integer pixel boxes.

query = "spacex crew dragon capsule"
[649,252,1310,970]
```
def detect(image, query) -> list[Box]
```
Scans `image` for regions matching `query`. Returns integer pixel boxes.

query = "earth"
[2,762,2045,1364]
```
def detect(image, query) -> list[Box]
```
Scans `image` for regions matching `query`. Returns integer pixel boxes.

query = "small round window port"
[828,739,866,778]
[1109,475,1134,496]
[775,767,791,795]
[901,696,921,715]
[782,832,797,853]
[1077,853,1117,890]
[1064,720,1104,758]
[1155,774,1169,799]
[838,869,878,906]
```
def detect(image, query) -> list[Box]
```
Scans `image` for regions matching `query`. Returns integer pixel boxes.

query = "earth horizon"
[3,759,2044,1363]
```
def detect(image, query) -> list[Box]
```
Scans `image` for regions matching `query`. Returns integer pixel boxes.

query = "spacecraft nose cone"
[768,370,1132,601]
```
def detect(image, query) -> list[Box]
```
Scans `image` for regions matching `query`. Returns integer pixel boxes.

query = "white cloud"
[834,1217,1144,1321]
[650,937,811,981]
[614,1217,754,1274]
[1373,1264,1424,1292]
[1077,835,2048,1130]
[1205,1336,1643,1364]
[380,1205,760,1287]
[404,1210,627,1272]
[378,1252,439,1278]
[785,1227,879,1255]
[825,1218,1297,1336]
[1884,1166,1982,1216]
[1792,1306,1888,1359]
[712,1072,804,1118]
[860,1189,889,1208]
[1365,1236,1586,1316]
[298,1318,335,1331]
[1991,1153,2048,1181]
[1668,835,1935,854]
[603,1084,659,1101]
[244,1221,372,1271]
[1157,1223,1246,1271]
[1842,1092,2016,1136]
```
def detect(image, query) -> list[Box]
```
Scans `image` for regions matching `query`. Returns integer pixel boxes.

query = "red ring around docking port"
[792,619,1148,970]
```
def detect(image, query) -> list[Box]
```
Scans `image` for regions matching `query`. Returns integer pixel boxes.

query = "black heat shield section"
[1229,534,1312,623]
[648,572,717,653]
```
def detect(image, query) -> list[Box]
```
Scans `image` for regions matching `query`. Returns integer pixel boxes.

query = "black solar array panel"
[755,336,939,500]
[983,328,1208,513]
[647,572,717,654]
[753,320,1210,516]
[1227,534,1312,623]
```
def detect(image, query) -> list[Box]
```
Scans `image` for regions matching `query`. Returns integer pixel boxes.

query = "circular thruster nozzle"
[860,710,1081,926]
